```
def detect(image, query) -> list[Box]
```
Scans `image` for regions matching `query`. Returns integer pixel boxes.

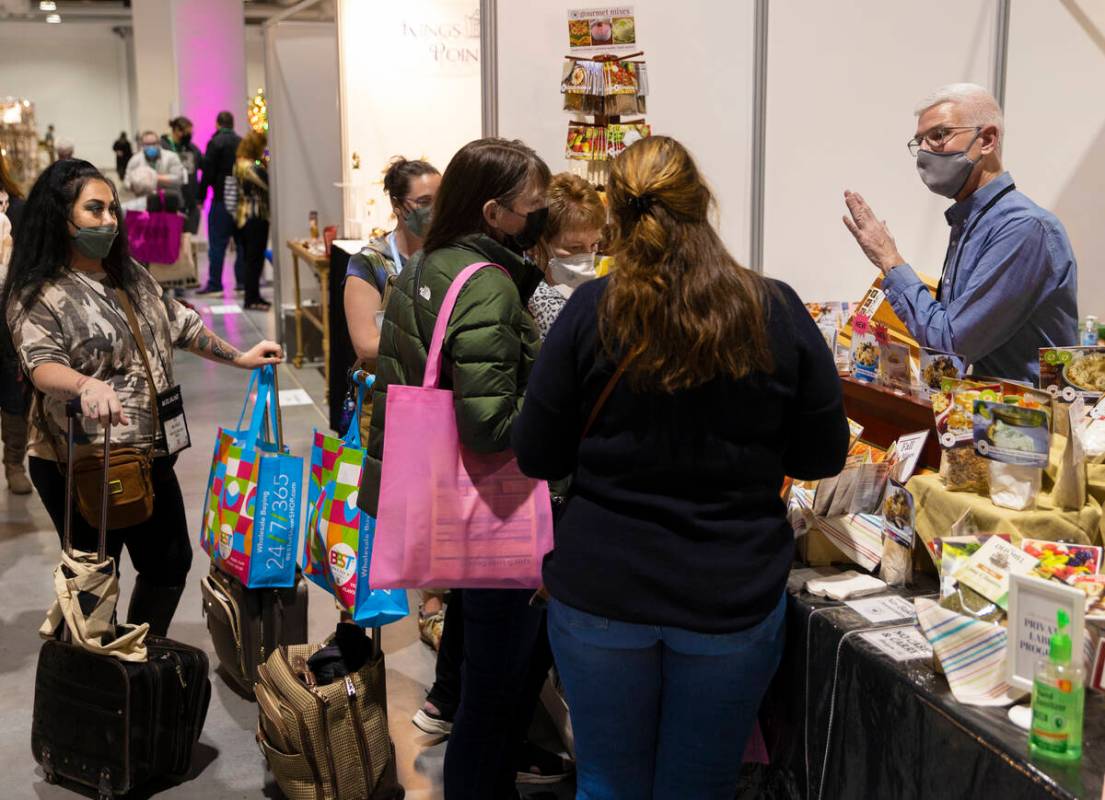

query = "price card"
[859,626,933,662]
[845,595,916,624]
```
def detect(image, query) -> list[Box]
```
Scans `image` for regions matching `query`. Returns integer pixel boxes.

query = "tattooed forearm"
[191,328,241,363]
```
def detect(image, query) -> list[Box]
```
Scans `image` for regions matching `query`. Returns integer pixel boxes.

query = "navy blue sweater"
[512,276,849,633]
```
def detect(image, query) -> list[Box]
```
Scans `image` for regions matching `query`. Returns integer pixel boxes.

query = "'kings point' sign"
[401,6,481,68]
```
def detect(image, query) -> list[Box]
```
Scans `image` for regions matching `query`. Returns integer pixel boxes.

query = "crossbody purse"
[68,288,161,530]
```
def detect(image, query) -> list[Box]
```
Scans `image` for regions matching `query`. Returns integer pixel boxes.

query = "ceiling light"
[45,13,61,23]
[40,1,57,10]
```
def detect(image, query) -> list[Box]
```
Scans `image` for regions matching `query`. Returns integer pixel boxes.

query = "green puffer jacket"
[357,233,543,516]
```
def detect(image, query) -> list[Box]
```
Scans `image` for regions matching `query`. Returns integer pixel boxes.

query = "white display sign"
[859,626,933,663]
[278,389,314,407]
[1005,573,1085,693]
[337,0,481,238]
[845,595,916,625]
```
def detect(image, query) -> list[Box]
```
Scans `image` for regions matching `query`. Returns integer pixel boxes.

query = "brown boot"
[1,410,31,495]
[5,463,31,494]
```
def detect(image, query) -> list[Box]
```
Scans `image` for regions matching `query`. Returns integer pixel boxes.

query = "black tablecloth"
[761,568,1104,800]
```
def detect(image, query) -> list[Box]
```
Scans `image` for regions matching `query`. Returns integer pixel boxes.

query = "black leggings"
[29,455,193,586]
[240,217,270,305]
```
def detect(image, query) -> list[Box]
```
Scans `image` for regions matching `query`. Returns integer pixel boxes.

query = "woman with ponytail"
[512,135,849,799]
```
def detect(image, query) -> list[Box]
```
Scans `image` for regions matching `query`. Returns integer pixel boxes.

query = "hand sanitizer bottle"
[1028,609,1084,763]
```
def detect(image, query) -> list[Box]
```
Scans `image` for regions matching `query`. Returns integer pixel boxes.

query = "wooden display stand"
[841,376,941,471]
[287,239,331,385]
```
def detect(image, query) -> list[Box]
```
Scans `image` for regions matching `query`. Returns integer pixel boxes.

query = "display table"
[909,471,1104,550]
[764,568,1105,800]
[840,376,941,471]
[286,239,331,377]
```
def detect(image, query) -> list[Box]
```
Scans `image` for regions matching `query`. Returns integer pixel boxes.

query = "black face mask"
[505,206,549,254]
[181,133,192,147]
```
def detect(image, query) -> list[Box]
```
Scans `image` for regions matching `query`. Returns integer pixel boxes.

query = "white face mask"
[547,252,598,291]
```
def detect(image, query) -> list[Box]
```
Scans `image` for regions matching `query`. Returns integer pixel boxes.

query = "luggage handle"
[63,398,111,561]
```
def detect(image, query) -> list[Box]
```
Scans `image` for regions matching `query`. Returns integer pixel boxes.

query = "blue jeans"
[206,199,244,290]
[548,593,786,800]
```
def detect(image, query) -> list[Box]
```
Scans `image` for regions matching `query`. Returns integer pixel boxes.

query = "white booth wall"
[492,2,1102,317]
[0,21,131,170]
[336,0,481,238]
[763,0,997,303]
[264,21,343,331]
[495,1,755,265]
[1004,1,1105,317]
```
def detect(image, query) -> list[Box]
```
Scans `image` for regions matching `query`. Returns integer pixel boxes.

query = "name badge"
[157,385,191,455]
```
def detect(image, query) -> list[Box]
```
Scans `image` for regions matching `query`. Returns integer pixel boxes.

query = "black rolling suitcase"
[31,403,211,800]
[201,563,309,695]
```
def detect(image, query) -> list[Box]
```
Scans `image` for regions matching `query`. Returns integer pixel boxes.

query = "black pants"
[240,217,270,305]
[29,455,193,586]
[442,588,547,800]
[428,590,465,718]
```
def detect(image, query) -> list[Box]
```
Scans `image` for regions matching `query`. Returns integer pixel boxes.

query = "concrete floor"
[0,290,572,799]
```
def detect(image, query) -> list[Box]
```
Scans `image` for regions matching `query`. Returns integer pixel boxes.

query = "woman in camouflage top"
[2,160,282,636]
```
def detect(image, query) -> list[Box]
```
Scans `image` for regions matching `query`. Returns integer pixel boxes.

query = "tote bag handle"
[422,262,509,389]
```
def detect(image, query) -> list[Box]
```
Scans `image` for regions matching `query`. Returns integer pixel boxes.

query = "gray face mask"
[915,129,981,198]
[404,205,432,239]
[71,223,118,260]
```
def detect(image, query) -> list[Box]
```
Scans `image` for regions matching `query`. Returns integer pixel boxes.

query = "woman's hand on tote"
[234,340,284,370]
[78,378,129,427]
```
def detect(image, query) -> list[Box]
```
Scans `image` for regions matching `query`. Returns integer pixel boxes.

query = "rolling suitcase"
[201,366,310,696]
[31,402,212,799]
[202,563,309,695]
[255,626,404,800]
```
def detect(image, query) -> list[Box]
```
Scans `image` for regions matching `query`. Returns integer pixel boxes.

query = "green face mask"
[404,205,432,239]
[71,223,118,260]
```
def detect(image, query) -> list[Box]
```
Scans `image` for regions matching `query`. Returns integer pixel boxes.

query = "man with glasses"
[842,82,1077,384]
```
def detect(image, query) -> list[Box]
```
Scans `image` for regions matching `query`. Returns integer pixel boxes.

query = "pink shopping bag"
[127,206,184,264]
[371,262,554,589]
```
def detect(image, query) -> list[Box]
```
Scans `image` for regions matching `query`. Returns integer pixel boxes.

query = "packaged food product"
[1039,346,1105,401]
[987,461,1041,510]
[879,342,912,393]
[849,462,890,515]
[1021,540,1102,584]
[920,348,965,400]
[941,442,990,493]
[972,400,1050,468]
[880,481,915,587]
[851,333,879,382]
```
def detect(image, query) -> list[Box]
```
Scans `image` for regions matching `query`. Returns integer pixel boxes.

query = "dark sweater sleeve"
[512,287,587,478]
[776,283,850,480]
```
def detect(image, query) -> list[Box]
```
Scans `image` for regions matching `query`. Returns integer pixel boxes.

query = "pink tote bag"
[371,262,554,589]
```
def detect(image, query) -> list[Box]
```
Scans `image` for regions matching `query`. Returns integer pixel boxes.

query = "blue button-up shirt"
[882,172,1078,384]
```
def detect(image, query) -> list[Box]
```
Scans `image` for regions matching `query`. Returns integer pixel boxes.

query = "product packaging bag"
[127,200,184,264]
[200,366,303,587]
[303,376,409,626]
[372,262,555,590]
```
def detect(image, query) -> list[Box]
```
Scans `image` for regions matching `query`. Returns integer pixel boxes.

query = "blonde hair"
[545,173,605,242]
[237,130,267,161]
[600,136,773,392]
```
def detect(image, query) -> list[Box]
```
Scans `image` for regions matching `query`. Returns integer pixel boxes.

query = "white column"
[131,0,177,136]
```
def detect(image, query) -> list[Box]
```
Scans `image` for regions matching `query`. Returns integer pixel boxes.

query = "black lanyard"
[937,182,1016,302]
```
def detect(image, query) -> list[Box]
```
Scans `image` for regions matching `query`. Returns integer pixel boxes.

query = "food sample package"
[880,480,915,587]
[851,332,880,382]
[920,348,966,400]
[987,461,1042,511]
[879,342,912,393]
[972,400,1050,468]
[1040,346,1105,401]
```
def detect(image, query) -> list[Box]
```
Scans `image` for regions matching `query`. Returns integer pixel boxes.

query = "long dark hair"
[422,138,550,254]
[600,136,773,392]
[2,160,138,324]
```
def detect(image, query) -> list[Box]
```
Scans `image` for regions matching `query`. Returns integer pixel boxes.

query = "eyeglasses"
[907,126,980,157]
